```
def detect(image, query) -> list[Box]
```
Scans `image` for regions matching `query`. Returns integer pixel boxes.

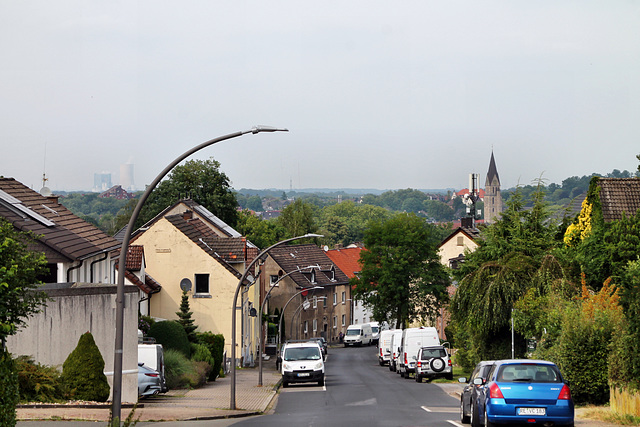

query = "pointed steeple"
[484,150,502,224]
[486,151,500,187]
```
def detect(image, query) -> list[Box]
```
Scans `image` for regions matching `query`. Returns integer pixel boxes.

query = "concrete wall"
[7,282,139,403]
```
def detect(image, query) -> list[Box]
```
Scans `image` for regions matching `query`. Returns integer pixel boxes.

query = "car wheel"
[446,373,454,381]
[460,397,470,424]
[430,357,446,372]
[400,370,405,378]
[415,374,422,383]
[318,378,324,386]
[282,381,288,388]
[470,399,480,427]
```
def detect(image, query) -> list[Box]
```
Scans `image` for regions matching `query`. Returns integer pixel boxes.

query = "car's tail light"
[489,383,504,399]
[448,359,452,367]
[145,373,159,377]
[558,384,571,400]
[404,353,408,364]
[417,361,422,368]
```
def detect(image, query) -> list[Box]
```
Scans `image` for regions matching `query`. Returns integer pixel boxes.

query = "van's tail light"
[404,353,408,365]
[558,384,571,400]
[489,383,504,399]
[380,348,383,357]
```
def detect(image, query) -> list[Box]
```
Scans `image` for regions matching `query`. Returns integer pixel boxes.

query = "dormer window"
[322,266,336,282]
[302,270,317,284]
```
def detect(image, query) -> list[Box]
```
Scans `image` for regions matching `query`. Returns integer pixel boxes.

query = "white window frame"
[270,275,279,287]
[333,316,337,329]
[341,291,346,304]
[341,314,346,326]
[313,319,317,332]
[194,273,210,295]
[313,296,317,308]
[304,321,308,334]
[333,292,337,306]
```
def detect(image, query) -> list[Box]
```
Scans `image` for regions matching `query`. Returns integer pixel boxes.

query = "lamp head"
[251,125,289,134]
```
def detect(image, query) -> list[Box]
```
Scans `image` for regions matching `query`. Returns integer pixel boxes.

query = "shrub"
[0,349,18,427]
[61,332,110,402]
[163,349,209,389]
[196,332,224,381]
[138,315,156,337]
[148,320,190,357]
[15,356,63,403]
[191,343,214,371]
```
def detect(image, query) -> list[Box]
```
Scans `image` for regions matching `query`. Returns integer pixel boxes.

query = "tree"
[235,210,284,249]
[61,332,110,402]
[137,157,238,228]
[351,213,450,328]
[0,218,48,346]
[277,199,317,238]
[176,290,197,342]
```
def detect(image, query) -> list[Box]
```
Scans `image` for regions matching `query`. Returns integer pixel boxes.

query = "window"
[195,273,209,294]
[313,296,317,308]
[313,319,317,332]
[333,316,337,329]
[457,236,464,246]
[333,293,337,305]
[341,314,346,326]
[323,297,327,308]
[341,291,346,304]
[270,275,279,287]
[304,321,308,334]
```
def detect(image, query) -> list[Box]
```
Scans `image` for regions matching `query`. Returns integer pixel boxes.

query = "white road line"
[421,406,432,412]
[447,421,464,427]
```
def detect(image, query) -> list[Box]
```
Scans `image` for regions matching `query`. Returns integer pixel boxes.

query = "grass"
[578,405,640,426]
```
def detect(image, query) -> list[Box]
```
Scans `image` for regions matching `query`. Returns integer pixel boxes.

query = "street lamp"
[276,286,323,354]
[290,297,327,339]
[258,266,319,386]
[110,126,288,424]
[230,234,322,410]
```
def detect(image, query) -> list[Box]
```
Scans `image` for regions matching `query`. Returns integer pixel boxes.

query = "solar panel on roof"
[0,189,55,226]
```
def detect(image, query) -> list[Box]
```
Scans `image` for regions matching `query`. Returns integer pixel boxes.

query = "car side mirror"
[412,355,417,360]
[473,378,483,385]
[458,377,467,383]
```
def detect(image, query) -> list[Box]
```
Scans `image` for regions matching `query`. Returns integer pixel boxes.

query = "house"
[323,246,373,327]
[261,244,351,345]
[115,245,162,317]
[99,185,134,199]
[591,177,640,222]
[0,177,138,403]
[129,199,259,363]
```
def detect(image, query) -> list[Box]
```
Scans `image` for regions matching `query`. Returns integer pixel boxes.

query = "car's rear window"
[283,347,321,361]
[420,348,446,359]
[497,364,561,383]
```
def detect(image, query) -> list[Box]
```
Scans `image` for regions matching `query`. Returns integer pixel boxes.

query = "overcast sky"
[1,1,639,193]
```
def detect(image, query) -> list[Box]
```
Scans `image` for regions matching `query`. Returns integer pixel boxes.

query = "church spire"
[486,150,500,187]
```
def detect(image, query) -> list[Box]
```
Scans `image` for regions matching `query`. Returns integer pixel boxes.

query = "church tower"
[484,151,502,224]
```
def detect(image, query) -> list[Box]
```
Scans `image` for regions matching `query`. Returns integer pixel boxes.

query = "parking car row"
[377,327,454,382]
[458,359,574,426]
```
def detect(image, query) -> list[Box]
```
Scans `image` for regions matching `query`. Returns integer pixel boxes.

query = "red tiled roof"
[596,178,640,222]
[324,247,363,279]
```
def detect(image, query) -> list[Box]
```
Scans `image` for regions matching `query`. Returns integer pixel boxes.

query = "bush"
[148,320,190,357]
[190,343,214,380]
[196,332,224,381]
[15,356,63,403]
[61,332,110,402]
[0,349,18,427]
[138,315,156,337]
[163,349,209,389]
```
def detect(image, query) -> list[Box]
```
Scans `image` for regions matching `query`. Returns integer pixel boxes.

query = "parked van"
[367,322,381,345]
[280,341,325,387]
[378,329,395,366]
[138,343,168,392]
[398,327,439,379]
[389,329,404,372]
[343,324,373,347]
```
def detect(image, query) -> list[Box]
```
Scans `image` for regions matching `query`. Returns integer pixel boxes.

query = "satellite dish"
[179,278,192,292]
[40,187,52,197]
[323,245,329,252]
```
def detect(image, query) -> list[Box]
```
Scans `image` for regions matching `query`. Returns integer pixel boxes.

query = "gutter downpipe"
[66,259,84,283]
[90,252,109,283]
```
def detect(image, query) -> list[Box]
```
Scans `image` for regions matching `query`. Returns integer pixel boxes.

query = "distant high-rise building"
[120,164,135,192]
[93,172,112,192]
[484,151,502,224]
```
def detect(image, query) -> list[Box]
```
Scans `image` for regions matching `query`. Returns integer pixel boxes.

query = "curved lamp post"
[110,126,288,423]
[258,266,319,386]
[276,286,323,354]
[290,297,327,339]
[230,234,322,409]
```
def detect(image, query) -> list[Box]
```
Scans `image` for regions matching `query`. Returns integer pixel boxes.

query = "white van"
[389,329,403,372]
[367,322,380,345]
[398,327,439,379]
[343,324,373,347]
[138,343,168,392]
[377,329,395,366]
[280,341,325,387]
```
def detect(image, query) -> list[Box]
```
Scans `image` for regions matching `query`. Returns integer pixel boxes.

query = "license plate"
[518,407,546,416]
[297,373,309,377]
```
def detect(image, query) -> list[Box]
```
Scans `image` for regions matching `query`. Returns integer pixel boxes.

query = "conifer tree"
[176,290,197,342]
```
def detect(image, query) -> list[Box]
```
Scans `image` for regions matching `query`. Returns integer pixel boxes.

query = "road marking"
[421,406,431,412]
[346,398,378,406]
[447,421,464,427]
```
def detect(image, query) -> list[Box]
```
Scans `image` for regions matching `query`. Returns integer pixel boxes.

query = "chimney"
[183,210,193,221]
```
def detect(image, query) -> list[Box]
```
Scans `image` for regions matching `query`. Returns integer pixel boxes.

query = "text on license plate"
[518,407,546,416]
[297,373,310,377]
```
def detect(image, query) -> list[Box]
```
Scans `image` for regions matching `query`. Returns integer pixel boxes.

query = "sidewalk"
[17,358,282,422]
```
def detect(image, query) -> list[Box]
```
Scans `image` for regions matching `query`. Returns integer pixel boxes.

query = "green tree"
[351,213,450,328]
[317,201,391,247]
[277,199,317,238]
[176,290,197,342]
[137,157,238,228]
[235,210,284,249]
[61,332,110,402]
[0,218,49,345]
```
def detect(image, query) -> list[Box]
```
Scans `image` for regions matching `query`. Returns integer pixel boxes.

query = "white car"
[415,345,453,382]
[281,342,325,387]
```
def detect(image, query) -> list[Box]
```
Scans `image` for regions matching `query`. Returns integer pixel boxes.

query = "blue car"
[474,359,574,427]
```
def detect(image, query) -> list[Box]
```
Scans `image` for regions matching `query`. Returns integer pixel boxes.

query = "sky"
[1,1,639,193]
